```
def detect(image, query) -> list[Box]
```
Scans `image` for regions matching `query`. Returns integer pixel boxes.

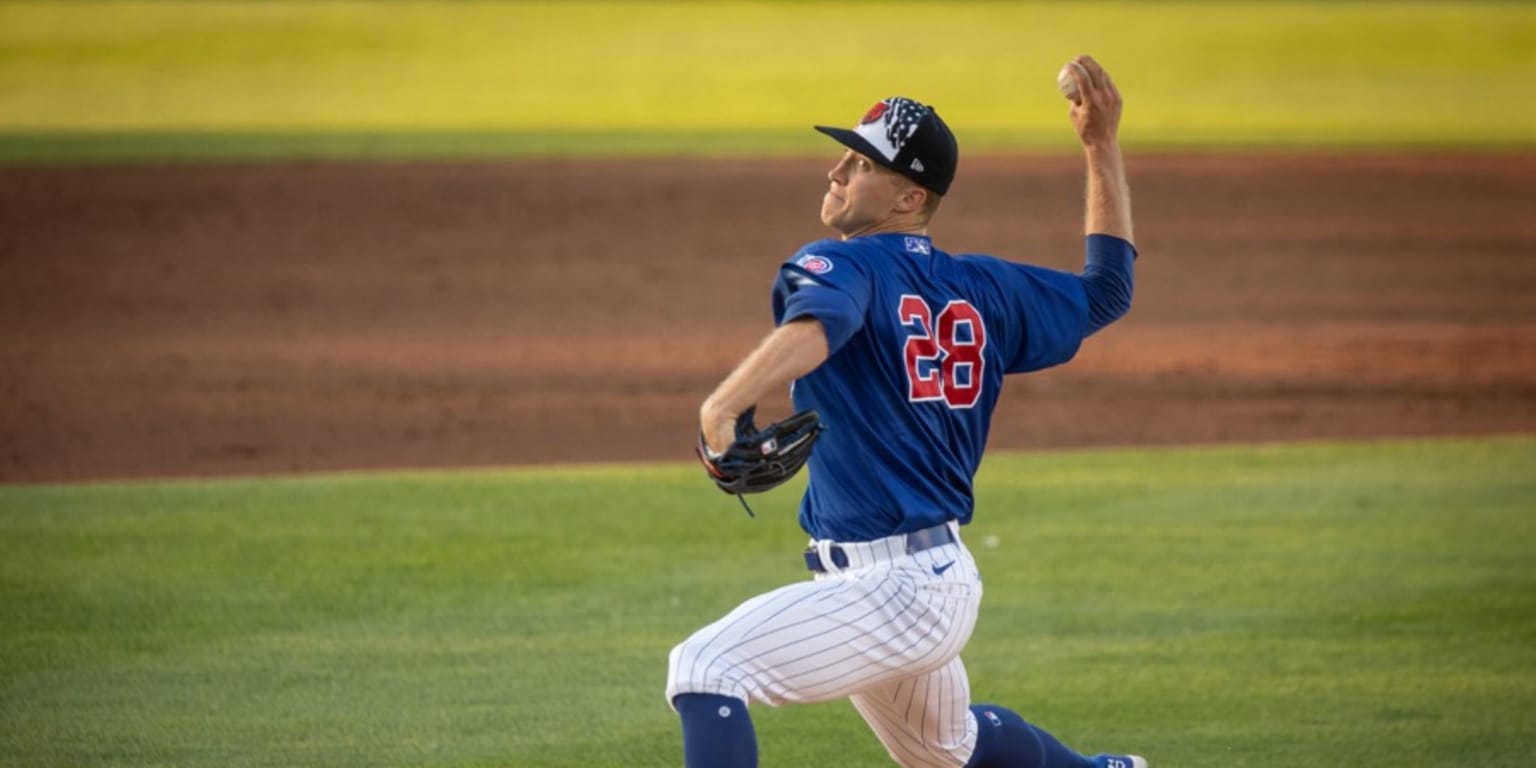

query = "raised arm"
[1062,55,1136,334]
[1065,55,1133,243]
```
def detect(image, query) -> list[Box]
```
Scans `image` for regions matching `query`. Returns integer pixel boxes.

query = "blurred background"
[2,1,1534,481]
[3,0,1533,158]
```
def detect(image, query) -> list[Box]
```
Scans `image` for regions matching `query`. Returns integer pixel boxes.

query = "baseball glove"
[697,406,824,513]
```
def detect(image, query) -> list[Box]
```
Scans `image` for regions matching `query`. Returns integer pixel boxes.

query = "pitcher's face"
[820,150,907,237]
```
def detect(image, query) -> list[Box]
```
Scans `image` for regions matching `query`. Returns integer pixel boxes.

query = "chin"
[819,201,840,229]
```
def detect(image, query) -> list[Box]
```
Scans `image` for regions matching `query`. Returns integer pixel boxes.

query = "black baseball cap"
[814,97,958,196]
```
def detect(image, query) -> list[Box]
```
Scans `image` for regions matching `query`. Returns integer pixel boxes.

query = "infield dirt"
[2,153,1534,482]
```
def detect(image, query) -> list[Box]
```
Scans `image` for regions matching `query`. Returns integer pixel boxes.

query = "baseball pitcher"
[672,55,1147,768]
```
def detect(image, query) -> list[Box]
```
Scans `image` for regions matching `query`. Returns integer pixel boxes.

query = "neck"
[840,216,928,241]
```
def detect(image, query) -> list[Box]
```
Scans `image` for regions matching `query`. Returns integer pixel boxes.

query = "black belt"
[803,522,956,573]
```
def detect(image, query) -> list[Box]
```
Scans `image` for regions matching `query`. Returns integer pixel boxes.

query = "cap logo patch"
[852,97,929,164]
[795,254,834,275]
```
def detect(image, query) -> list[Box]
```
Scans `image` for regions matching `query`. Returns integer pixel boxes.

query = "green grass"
[2,436,1534,766]
[1,1,1534,163]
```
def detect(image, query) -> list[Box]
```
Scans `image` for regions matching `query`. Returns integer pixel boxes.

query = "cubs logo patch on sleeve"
[795,254,834,275]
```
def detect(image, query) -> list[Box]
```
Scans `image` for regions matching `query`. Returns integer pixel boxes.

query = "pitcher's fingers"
[1102,68,1121,105]
[1075,55,1106,93]
[1067,60,1091,103]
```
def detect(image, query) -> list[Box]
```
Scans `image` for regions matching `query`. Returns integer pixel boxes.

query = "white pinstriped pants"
[666,522,984,768]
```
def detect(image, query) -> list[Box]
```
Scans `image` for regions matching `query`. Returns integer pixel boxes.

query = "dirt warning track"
[2,153,1534,482]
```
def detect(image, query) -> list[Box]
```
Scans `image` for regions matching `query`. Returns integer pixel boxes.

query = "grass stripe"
[2,435,1533,766]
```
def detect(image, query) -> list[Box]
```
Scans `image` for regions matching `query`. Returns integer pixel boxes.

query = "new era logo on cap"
[815,96,958,196]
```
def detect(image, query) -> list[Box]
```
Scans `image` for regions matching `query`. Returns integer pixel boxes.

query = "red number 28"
[898,295,987,409]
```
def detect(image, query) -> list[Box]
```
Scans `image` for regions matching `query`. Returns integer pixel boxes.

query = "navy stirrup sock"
[674,693,758,768]
[967,704,1090,768]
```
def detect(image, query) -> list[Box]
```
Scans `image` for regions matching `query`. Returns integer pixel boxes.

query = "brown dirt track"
[2,153,1534,483]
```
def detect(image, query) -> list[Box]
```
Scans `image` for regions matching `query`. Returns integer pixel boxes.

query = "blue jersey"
[772,232,1102,542]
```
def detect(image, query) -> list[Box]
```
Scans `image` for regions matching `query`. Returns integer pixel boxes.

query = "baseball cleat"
[1089,755,1148,768]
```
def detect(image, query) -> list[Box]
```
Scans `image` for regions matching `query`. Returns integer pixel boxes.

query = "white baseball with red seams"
[666,522,985,767]
[1058,61,1087,103]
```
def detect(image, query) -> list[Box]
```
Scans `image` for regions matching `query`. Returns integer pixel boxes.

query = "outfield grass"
[1,1,1533,162]
[2,436,1533,766]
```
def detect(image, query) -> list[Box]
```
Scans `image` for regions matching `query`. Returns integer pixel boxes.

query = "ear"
[893,184,929,215]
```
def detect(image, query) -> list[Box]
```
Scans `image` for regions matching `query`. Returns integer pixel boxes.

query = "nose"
[827,157,848,185]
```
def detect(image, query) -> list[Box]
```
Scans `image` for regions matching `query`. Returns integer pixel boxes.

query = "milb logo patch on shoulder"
[795,253,834,275]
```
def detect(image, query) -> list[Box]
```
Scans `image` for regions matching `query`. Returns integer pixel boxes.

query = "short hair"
[919,188,943,222]
[879,165,943,223]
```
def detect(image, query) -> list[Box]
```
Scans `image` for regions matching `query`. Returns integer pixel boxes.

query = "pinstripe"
[726,569,923,701]
[671,567,899,704]
[848,552,980,767]
[732,571,909,663]
[717,575,918,699]
[666,534,982,763]
[792,569,952,687]
[682,578,854,694]
[851,656,977,768]
[854,677,921,762]
[704,579,852,660]
[694,582,856,698]
[789,588,947,693]
[776,575,923,675]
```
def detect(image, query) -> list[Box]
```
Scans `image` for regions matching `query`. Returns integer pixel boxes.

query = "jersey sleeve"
[968,257,1091,374]
[771,240,875,355]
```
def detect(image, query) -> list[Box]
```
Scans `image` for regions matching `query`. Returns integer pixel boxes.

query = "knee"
[871,711,974,768]
[665,633,744,707]
[664,638,691,705]
[880,739,971,768]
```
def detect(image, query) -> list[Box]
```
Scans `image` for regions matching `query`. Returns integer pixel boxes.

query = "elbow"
[1080,236,1136,336]
[1107,276,1134,320]
[1104,289,1134,324]
[1081,235,1136,334]
[1087,298,1131,336]
[1083,272,1133,335]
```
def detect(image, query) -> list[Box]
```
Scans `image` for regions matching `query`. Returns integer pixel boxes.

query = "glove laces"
[734,494,756,518]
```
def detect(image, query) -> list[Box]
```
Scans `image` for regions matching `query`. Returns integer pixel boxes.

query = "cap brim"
[814,125,900,174]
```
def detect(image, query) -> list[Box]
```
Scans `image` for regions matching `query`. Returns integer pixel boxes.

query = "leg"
[966,704,1090,768]
[673,692,757,768]
[968,705,1147,768]
[851,657,1134,768]
[667,549,980,766]
[667,566,977,707]
[850,656,977,768]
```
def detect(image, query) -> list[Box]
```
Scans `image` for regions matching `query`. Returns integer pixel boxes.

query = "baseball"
[1057,61,1085,103]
